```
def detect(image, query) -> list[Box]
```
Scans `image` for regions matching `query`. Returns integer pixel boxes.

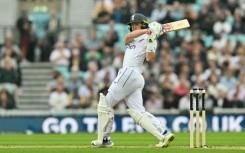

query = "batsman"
[91,13,175,148]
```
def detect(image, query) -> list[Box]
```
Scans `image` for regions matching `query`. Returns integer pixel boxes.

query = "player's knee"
[105,92,118,108]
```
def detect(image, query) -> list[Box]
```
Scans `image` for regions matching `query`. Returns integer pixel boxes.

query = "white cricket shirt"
[123,34,147,72]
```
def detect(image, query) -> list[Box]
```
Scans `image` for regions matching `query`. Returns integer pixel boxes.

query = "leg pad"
[127,109,164,141]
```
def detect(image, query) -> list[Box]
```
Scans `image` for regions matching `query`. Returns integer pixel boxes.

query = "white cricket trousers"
[108,67,145,110]
[103,67,165,138]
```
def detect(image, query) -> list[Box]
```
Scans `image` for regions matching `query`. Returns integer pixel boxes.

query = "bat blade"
[162,19,190,32]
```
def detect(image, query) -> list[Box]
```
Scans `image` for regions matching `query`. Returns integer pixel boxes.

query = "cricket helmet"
[127,13,149,31]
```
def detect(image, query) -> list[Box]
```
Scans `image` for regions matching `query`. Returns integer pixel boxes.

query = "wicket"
[189,88,207,148]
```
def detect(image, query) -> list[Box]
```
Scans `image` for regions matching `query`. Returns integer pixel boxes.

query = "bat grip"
[146,29,152,35]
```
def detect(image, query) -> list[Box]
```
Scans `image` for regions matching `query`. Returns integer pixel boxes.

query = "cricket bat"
[161,19,190,33]
[147,19,190,42]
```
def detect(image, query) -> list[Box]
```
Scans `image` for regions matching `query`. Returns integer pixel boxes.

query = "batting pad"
[97,93,114,144]
[127,109,165,141]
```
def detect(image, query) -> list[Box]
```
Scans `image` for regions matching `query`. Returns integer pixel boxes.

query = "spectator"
[67,66,82,93]
[175,52,188,76]
[16,10,32,62]
[216,85,229,108]
[84,28,100,50]
[48,83,69,110]
[159,11,174,24]
[46,9,61,48]
[27,38,50,62]
[178,63,191,78]
[49,41,71,69]
[129,0,138,14]
[169,1,185,20]
[113,100,127,113]
[202,59,221,81]
[198,5,214,35]
[0,34,22,87]
[239,72,245,94]
[192,75,206,90]
[151,1,167,22]
[69,45,82,71]
[39,39,51,62]
[178,94,190,113]
[46,71,67,93]
[85,48,102,64]
[190,61,205,85]
[112,49,124,71]
[126,0,138,21]
[0,87,16,109]
[212,34,227,53]
[208,0,223,14]
[78,76,98,109]
[100,21,119,59]
[143,73,159,102]
[137,0,154,17]
[213,14,232,35]
[207,73,226,107]
[173,74,190,103]
[232,14,244,34]
[159,64,178,90]
[142,61,161,81]
[226,83,245,108]
[67,88,83,109]
[0,56,19,109]
[145,92,163,111]
[97,59,116,83]
[0,34,21,62]
[112,0,123,23]
[25,24,39,62]
[82,60,101,85]
[227,0,239,15]
[72,34,88,71]
[164,92,177,109]
[159,72,177,98]
[93,0,113,24]
[98,71,111,95]
[220,67,237,91]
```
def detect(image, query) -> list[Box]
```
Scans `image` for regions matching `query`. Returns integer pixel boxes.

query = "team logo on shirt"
[126,44,136,49]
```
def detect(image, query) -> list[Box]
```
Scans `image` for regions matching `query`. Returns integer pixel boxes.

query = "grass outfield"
[0,132,244,153]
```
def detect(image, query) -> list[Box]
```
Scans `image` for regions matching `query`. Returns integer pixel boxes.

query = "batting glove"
[147,22,163,42]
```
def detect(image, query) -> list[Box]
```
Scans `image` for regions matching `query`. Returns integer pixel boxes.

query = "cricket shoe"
[155,130,175,148]
[91,137,114,148]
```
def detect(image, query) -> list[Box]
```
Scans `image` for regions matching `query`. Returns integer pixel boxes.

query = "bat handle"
[160,24,167,35]
[146,29,152,35]
[161,23,171,33]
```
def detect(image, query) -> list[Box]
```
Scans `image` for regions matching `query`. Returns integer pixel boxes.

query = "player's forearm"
[146,40,157,61]
[125,29,148,44]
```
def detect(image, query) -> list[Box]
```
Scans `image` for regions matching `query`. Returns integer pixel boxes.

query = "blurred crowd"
[0,0,245,113]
